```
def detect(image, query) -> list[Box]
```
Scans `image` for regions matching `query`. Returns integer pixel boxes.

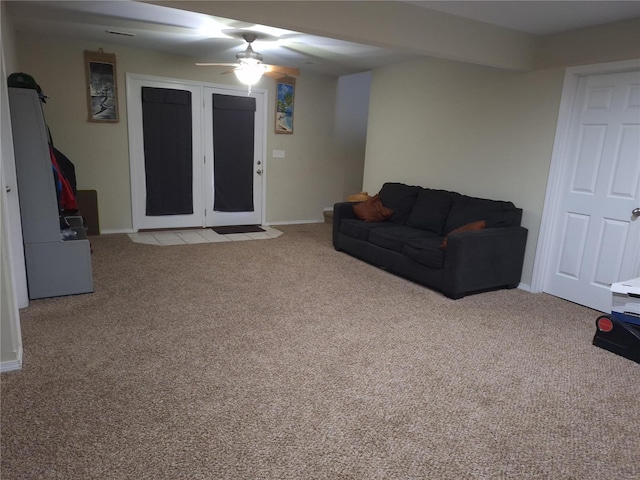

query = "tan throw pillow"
[353,194,393,222]
[441,220,486,248]
[347,191,370,202]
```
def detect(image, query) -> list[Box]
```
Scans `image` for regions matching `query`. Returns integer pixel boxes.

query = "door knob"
[633,207,640,217]
[256,169,263,175]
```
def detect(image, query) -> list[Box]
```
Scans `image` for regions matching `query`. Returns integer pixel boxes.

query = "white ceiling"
[7,1,640,76]
[412,1,640,35]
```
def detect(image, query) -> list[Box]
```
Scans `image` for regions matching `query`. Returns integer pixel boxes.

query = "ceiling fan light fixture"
[196,31,298,93]
[234,63,266,86]
[236,44,263,63]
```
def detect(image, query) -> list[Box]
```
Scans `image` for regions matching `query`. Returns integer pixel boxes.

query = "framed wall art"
[84,49,119,122]
[275,77,295,134]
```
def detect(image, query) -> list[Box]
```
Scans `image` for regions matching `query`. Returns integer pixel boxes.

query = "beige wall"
[535,18,640,70]
[334,72,371,200]
[1,2,17,72]
[265,72,343,222]
[363,57,565,287]
[362,19,640,289]
[6,4,640,293]
[14,33,352,230]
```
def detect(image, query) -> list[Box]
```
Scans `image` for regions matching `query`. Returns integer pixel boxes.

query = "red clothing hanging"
[49,145,77,211]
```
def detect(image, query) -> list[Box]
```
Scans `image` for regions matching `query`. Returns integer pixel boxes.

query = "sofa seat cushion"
[444,197,518,234]
[369,226,437,253]
[339,219,394,241]
[402,237,445,269]
[379,182,420,224]
[407,188,459,234]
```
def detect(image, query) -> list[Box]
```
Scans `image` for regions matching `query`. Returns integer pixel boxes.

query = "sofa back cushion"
[407,188,459,235]
[443,196,520,234]
[378,182,420,224]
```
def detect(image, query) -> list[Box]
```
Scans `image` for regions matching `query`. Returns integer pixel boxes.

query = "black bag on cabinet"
[7,72,48,103]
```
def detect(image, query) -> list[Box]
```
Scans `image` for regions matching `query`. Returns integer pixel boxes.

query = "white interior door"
[203,87,264,227]
[127,76,204,230]
[543,69,640,312]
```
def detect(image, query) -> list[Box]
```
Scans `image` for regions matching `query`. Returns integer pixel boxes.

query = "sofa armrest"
[333,202,358,248]
[442,226,528,298]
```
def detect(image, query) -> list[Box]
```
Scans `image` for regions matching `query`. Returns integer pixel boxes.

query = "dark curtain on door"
[212,94,256,212]
[142,87,193,216]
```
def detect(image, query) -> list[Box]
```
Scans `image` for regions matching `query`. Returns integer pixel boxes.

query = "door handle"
[633,207,640,217]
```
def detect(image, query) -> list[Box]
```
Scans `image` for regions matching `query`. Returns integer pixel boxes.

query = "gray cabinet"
[8,88,93,299]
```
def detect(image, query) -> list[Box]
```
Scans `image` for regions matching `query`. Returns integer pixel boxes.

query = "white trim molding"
[517,282,532,293]
[100,229,136,235]
[531,58,640,293]
[1,347,23,373]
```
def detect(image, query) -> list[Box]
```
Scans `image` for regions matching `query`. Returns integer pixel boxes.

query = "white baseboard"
[105,223,331,232]
[100,229,136,235]
[518,282,531,292]
[1,347,23,373]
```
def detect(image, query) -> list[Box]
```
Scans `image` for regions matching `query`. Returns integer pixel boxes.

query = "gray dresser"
[8,88,93,299]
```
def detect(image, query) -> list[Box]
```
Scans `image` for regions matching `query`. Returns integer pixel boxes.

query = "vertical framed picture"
[275,77,295,134]
[84,50,119,122]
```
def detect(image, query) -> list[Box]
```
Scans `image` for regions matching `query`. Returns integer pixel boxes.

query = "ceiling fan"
[196,33,300,93]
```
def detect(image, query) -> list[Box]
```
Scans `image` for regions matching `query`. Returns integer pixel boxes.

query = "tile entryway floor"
[128,226,283,246]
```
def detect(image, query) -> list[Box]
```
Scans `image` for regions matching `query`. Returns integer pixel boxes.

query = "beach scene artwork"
[276,81,294,134]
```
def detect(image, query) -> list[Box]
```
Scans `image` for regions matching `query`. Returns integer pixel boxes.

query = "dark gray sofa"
[333,182,528,299]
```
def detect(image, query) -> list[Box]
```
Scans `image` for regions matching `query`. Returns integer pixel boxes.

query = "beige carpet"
[1,223,638,479]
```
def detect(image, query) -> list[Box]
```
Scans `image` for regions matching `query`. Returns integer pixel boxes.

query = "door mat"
[212,225,265,234]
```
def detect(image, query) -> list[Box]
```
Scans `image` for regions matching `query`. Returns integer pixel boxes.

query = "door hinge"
[204,209,207,217]
[204,155,206,164]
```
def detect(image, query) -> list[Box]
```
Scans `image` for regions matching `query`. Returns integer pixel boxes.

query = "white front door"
[128,76,204,230]
[203,86,264,227]
[543,68,640,312]
[127,75,265,231]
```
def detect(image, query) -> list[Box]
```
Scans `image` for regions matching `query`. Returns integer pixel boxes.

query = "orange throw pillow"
[353,194,393,222]
[441,220,486,248]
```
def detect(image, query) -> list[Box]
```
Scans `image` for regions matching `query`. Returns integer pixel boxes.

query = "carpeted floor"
[1,223,638,479]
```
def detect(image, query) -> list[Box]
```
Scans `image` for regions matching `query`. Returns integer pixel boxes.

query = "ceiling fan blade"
[264,71,289,80]
[263,65,300,78]
[195,62,238,67]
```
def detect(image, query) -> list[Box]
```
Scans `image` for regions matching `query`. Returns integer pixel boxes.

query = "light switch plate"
[272,150,286,158]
